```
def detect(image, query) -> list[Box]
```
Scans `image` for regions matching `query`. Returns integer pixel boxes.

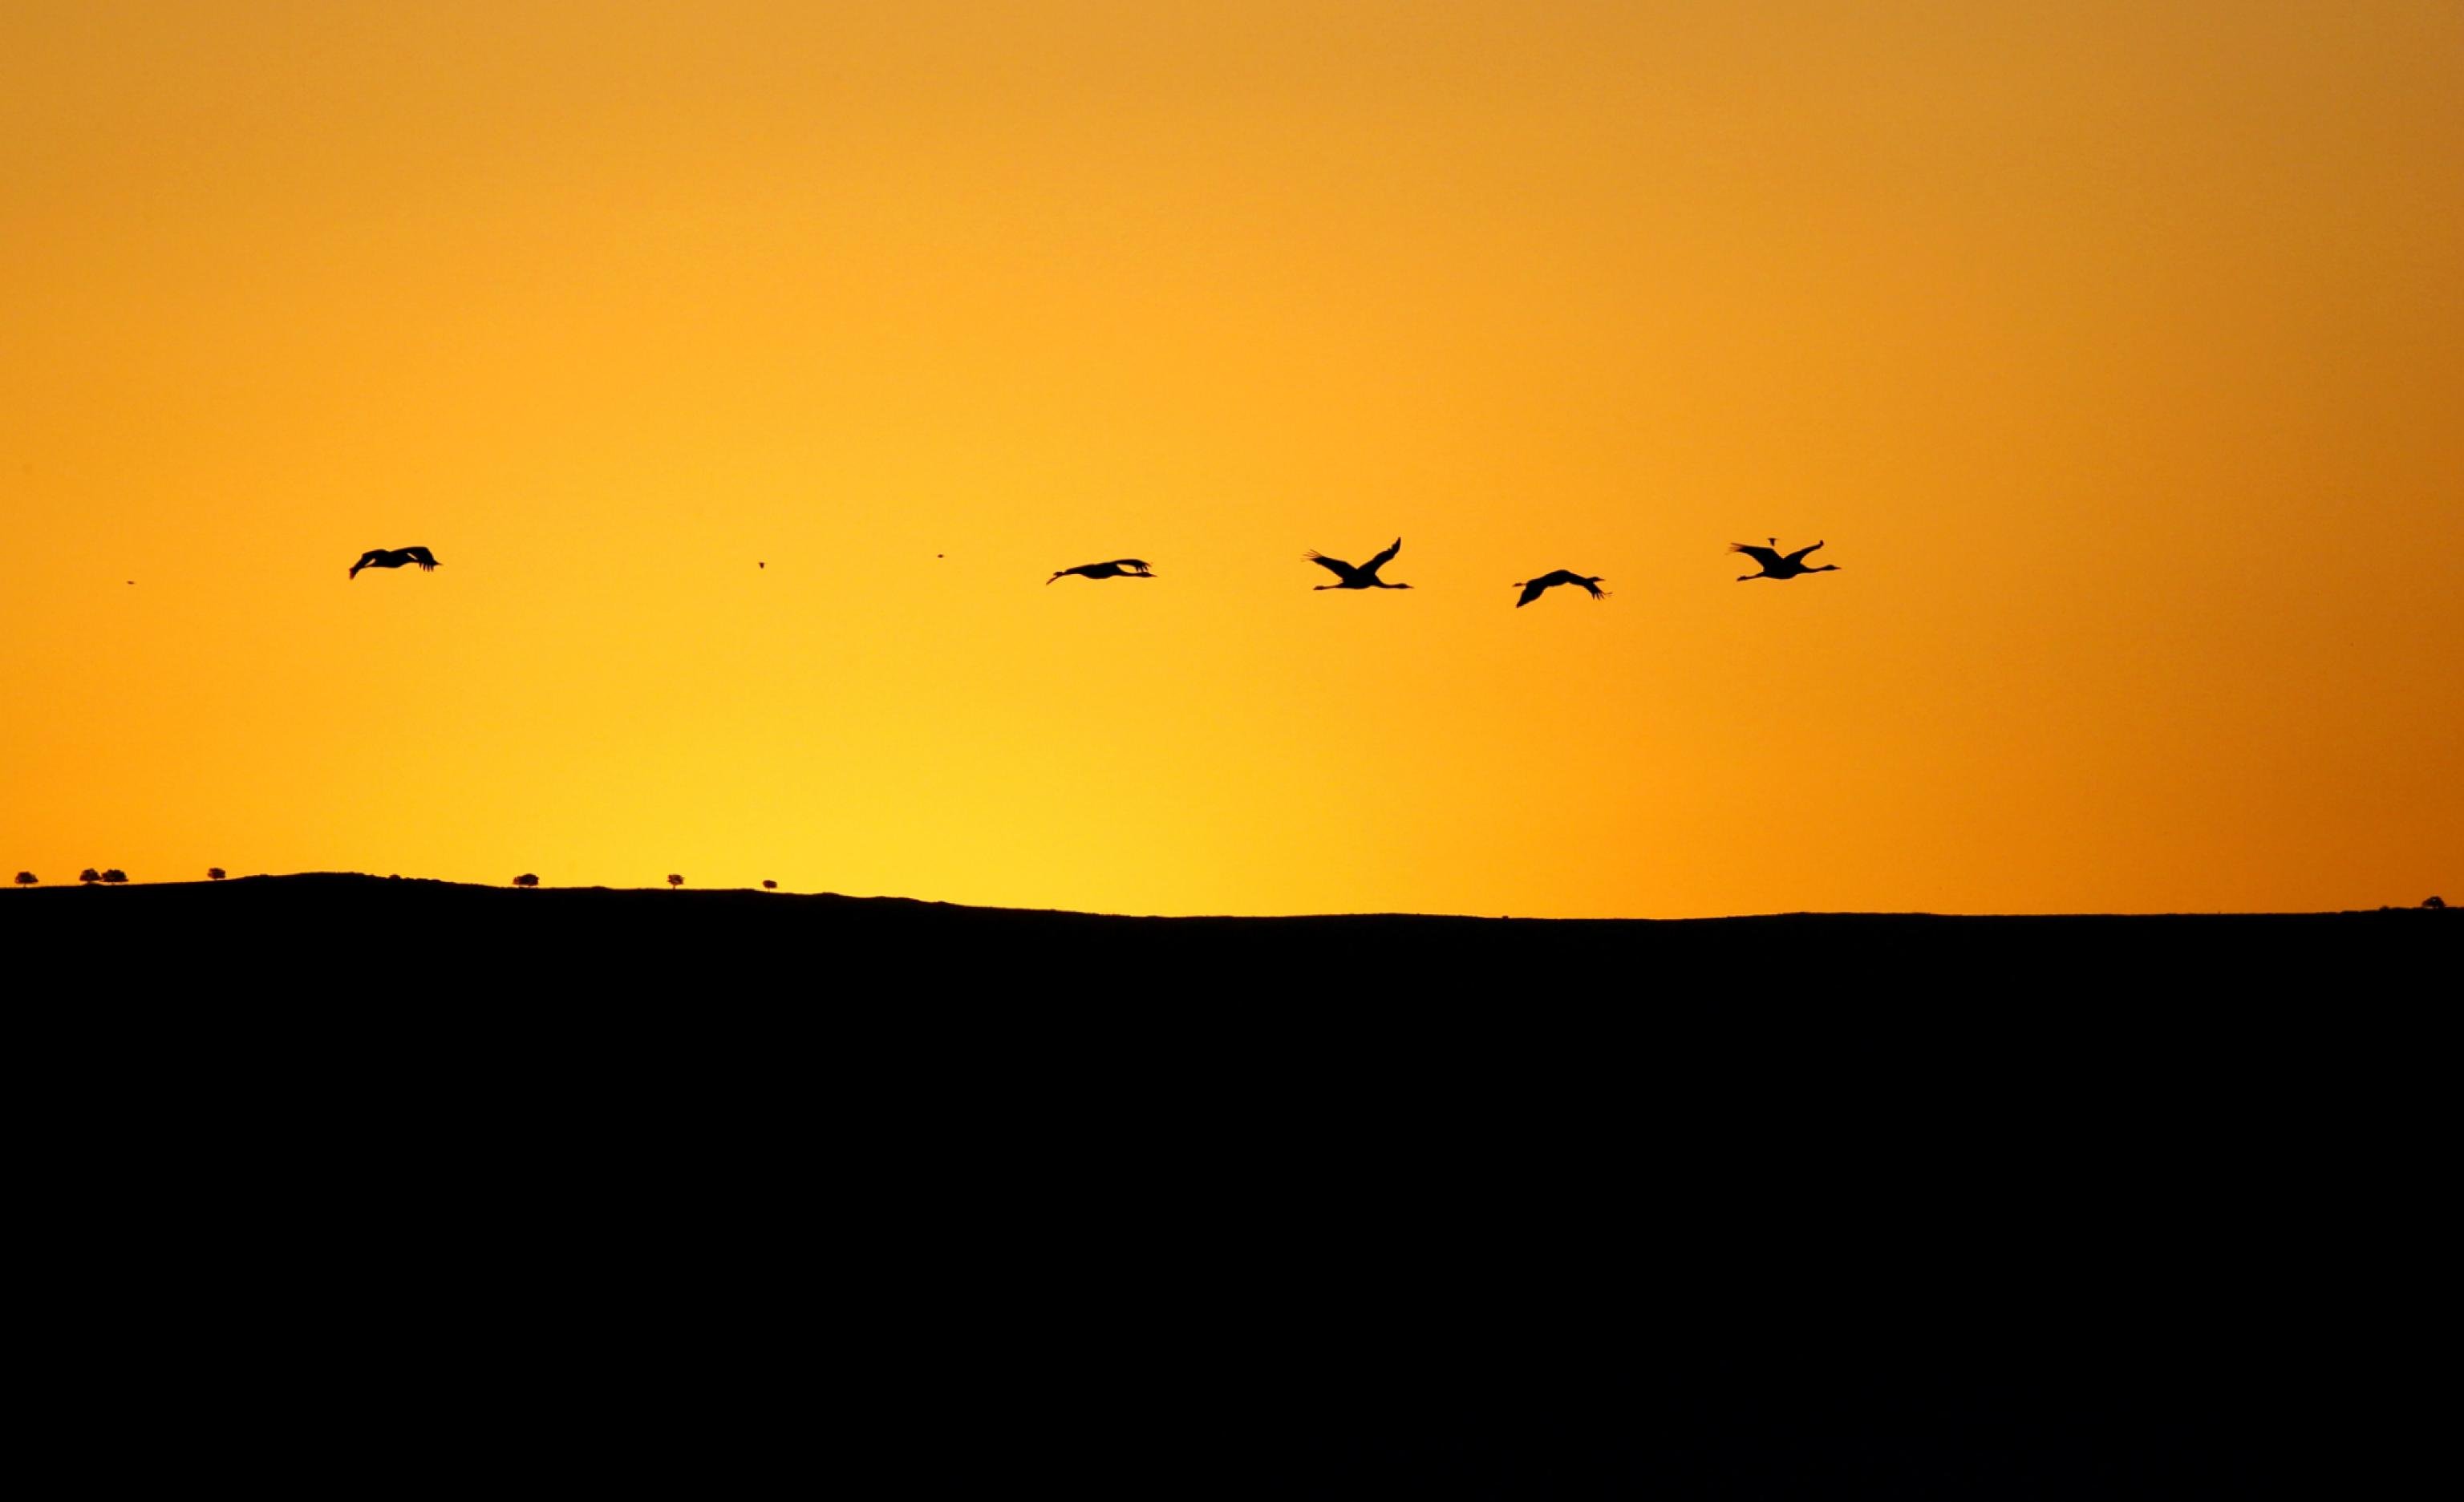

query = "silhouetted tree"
[208,868,225,881]
[79,868,100,885]
[513,872,539,889]
[14,872,34,887]
[2429,895,2448,909]
[763,879,777,891]
[100,869,128,885]
[667,873,683,890]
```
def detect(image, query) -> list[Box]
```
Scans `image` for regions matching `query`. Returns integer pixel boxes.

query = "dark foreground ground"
[10,877,2452,1494]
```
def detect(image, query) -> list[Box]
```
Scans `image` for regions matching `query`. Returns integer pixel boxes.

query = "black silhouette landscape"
[15,870,2446,992]
[12,871,2446,1496]
[14,6,2457,1495]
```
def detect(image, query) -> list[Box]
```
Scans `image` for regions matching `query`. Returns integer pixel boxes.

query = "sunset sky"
[5,1,2457,916]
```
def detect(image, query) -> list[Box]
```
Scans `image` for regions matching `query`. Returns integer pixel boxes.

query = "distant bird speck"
[1306,538,1412,590]
[1048,558,1156,585]
[350,546,440,579]
[758,561,765,569]
[1732,538,1839,581]
[1514,570,1608,607]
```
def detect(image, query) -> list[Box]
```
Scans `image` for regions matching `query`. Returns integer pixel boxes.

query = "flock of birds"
[349,536,1840,599]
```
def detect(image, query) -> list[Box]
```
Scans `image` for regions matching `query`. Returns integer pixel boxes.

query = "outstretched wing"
[1784,540,1824,565]
[1364,537,1402,574]
[1304,551,1355,580]
[401,545,440,569]
[1574,575,1607,599]
[1730,544,1783,570]
[1105,558,1153,573]
[1514,578,1547,607]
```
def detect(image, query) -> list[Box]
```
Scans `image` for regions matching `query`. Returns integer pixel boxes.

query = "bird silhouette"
[1306,538,1412,590]
[1048,558,1156,584]
[1731,538,1838,581]
[1513,569,1608,607]
[350,546,441,579]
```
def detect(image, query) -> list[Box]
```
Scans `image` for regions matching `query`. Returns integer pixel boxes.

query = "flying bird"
[1305,537,1412,590]
[1513,570,1608,607]
[350,546,441,580]
[1731,538,1838,581]
[1048,558,1156,584]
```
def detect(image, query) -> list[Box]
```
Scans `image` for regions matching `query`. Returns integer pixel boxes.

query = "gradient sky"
[5,1,2458,915]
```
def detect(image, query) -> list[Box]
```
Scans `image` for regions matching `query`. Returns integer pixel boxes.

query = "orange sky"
[4,1,2458,915]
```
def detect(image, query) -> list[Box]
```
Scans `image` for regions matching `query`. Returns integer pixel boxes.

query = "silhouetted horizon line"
[5,868,2446,922]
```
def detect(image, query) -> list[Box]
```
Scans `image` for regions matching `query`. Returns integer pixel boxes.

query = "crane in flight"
[1305,538,1412,590]
[349,546,441,579]
[1731,539,1838,581]
[1513,570,1608,607]
[1048,558,1156,584]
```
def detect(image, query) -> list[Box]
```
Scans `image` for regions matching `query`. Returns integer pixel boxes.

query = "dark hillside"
[9,876,2448,1494]
[9,871,2446,995]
